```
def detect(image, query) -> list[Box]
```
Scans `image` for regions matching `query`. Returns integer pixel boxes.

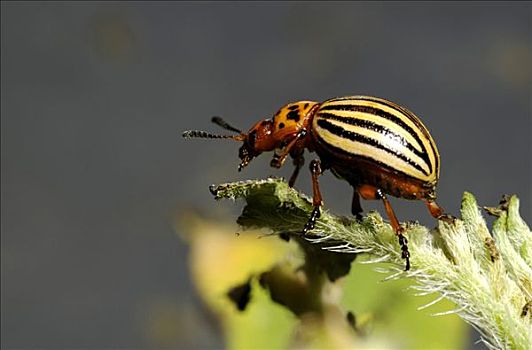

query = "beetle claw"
[438,214,457,224]
[397,233,411,271]
[303,206,321,235]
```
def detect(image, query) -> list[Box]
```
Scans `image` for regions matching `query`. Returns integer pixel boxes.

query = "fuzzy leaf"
[211,177,532,350]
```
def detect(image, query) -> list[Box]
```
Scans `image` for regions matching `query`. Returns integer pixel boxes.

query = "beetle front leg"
[303,159,323,235]
[270,129,307,169]
[359,185,410,271]
[288,152,304,188]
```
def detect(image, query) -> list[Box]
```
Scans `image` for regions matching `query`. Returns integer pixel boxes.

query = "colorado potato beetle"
[183,95,452,270]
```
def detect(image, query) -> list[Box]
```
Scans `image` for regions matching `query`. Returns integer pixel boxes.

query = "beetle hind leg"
[425,200,456,224]
[380,190,411,271]
[359,185,410,271]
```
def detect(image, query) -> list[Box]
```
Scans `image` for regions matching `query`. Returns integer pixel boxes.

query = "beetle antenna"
[182,130,244,141]
[211,116,243,134]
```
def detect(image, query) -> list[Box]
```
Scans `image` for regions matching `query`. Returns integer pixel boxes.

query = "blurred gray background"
[2,2,530,349]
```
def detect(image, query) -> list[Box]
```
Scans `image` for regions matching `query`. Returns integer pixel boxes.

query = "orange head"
[182,101,319,171]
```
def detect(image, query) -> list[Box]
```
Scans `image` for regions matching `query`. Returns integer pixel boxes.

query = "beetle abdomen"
[312,96,440,185]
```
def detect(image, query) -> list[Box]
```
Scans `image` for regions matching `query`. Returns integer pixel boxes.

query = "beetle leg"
[380,191,411,271]
[270,130,307,169]
[425,200,455,224]
[351,190,363,221]
[303,159,323,234]
[288,151,304,188]
[358,184,410,271]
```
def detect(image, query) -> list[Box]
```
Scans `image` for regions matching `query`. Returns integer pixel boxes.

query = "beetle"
[182,95,453,270]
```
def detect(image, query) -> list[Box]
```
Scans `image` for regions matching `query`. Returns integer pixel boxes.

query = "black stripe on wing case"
[316,119,429,176]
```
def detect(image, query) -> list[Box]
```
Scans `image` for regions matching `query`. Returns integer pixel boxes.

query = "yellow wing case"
[312,96,440,184]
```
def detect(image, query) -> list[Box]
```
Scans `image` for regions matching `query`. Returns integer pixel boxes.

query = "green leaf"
[210,177,532,349]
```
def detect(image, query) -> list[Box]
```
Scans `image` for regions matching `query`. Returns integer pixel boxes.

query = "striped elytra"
[183,95,453,271]
[312,96,440,187]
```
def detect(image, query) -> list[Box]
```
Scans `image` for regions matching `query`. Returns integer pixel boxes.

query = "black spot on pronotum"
[288,105,299,111]
[304,103,309,109]
[287,110,300,122]
[278,122,285,129]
